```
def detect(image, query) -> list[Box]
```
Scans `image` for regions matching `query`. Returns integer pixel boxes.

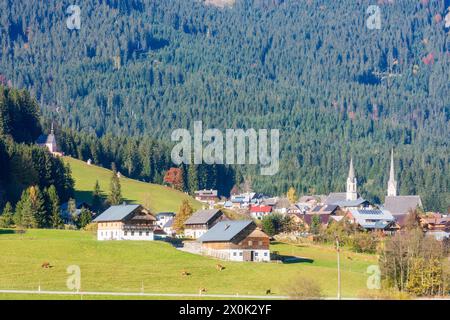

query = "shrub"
[284,276,323,300]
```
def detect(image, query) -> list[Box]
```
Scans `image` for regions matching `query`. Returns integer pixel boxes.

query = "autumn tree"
[287,187,297,204]
[173,200,194,233]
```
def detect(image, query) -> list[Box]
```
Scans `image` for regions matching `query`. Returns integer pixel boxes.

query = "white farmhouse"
[93,204,161,241]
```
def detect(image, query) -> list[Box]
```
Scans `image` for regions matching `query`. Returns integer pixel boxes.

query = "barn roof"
[198,220,254,242]
[184,209,222,225]
[93,204,140,222]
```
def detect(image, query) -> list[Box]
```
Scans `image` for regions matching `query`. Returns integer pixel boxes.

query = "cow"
[216,264,225,271]
[41,262,51,268]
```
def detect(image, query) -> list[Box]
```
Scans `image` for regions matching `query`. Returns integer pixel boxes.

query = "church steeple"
[346,157,357,201]
[387,149,397,197]
[50,122,54,135]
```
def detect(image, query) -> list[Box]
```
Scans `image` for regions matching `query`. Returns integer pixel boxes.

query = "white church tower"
[346,157,358,201]
[387,149,397,197]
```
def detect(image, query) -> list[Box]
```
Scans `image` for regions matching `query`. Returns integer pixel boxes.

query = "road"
[0,289,289,299]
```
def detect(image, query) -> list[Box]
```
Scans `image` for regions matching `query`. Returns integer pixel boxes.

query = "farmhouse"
[184,209,227,239]
[198,220,270,262]
[156,212,175,228]
[93,204,161,241]
[194,189,218,205]
[249,205,272,220]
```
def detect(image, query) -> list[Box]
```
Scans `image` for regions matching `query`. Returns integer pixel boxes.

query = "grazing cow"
[347,256,353,260]
[181,270,190,276]
[216,264,225,271]
[199,288,207,294]
[266,289,271,295]
[41,262,51,268]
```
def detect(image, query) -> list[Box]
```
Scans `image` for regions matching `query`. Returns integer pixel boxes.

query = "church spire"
[387,148,397,197]
[346,157,357,201]
[51,122,54,135]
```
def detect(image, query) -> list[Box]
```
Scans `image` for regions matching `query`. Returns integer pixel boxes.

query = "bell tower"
[346,157,357,201]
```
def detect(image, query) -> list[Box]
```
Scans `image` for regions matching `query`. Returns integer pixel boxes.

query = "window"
[248,241,253,246]
[233,252,237,256]
[239,252,243,256]
[255,252,258,256]
[264,252,268,256]
[131,231,135,236]
[146,232,149,236]
[139,231,142,236]
[124,231,127,236]
[258,241,262,246]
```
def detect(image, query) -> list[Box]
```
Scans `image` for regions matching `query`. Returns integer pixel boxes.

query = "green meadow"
[63,157,201,213]
[0,229,377,299]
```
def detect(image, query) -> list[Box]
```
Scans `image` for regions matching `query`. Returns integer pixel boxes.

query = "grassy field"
[0,229,378,299]
[63,157,201,213]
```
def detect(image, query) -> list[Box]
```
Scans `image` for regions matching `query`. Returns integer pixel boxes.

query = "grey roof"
[333,199,368,207]
[93,205,140,222]
[163,219,173,228]
[184,209,222,225]
[156,212,175,218]
[324,193,347,204]
[384,196,422,215]
[275,197,291,209]
[198,220,253,242]
[349,208,395,229]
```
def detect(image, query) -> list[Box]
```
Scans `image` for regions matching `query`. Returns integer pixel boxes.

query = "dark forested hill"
[0,0,448,211]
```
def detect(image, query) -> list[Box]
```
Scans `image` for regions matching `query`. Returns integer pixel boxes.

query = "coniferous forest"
[0,0,448,211]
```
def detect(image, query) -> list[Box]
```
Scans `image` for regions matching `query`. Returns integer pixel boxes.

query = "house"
[230,192,256,208]
[347,208,396,232]
[162,218,175,236]
[420,214,450,232]
[156,212,175,228]
[184,209,227,239]
[307,204,340,216]
[93,204,161,241]
[249,205,272,220]
[198,220,270,262]
[273,197,291,214]
[194,189,218,205]
[60,201,91,223]
[36,123,63,157]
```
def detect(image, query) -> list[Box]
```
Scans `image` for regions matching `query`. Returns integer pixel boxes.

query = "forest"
[0,0,448,211]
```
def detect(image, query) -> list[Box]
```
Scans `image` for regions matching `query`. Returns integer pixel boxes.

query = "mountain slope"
[64,157,201,213]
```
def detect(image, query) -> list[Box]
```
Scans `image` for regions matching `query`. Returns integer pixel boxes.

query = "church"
[324,158,371,210]
[383,149,422,216]
[36,123,63,157]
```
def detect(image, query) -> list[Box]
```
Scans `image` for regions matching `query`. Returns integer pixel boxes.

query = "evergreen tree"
[67,198,77,225]
[108,164,122,205]
[78,207,92,229]
[310,215,321,235]
[28,186,47,228]
[14,189,36,228]
[91,180,102,213]
[188,164,199,195]
[0,202,14,228]
[173,200,194,233]
[47,185,63,229]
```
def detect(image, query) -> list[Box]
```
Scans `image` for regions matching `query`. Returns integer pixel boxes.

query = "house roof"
[93,205,140,222]
[156,212,175,218]
[195,189,218,197]
[324,192,347,204]
[384,196,422,215]
[308,204,339,214]
[184,209,222,225]
[163,219,173,228]
[349,209,394,229]
[198,220,253,242]
[250,205,272,213]
[274,197,291,209]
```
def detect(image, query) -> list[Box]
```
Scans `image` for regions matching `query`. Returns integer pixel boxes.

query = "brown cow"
[216,264,225,271]
[199,288,207,294]
[266,289,271,295]
[41,262,51,268]
[181,270,190,276]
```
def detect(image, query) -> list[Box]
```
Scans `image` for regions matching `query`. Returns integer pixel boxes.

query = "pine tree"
[78,207,92,229]
[91,180,102,213]
[29,186,47,228]
[188,164,199,195]
[0,202,14,228]
[173,200,194,233]
[47,185,63,229]
[67,198,77,225]
[310,215,321,235]
[14,189,36,228]
[108,164,122,205]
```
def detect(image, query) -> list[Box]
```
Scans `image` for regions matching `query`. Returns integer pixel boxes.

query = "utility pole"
[336,235,341,300]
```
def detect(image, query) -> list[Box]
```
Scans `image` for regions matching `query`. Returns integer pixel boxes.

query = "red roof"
[250,205,272,213]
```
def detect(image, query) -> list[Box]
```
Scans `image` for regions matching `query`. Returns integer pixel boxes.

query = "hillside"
[64,157,201,213]
[0,0,448,210]
[0,229,377,298]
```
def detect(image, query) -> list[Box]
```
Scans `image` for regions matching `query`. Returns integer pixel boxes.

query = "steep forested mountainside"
[0,0,448,210]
